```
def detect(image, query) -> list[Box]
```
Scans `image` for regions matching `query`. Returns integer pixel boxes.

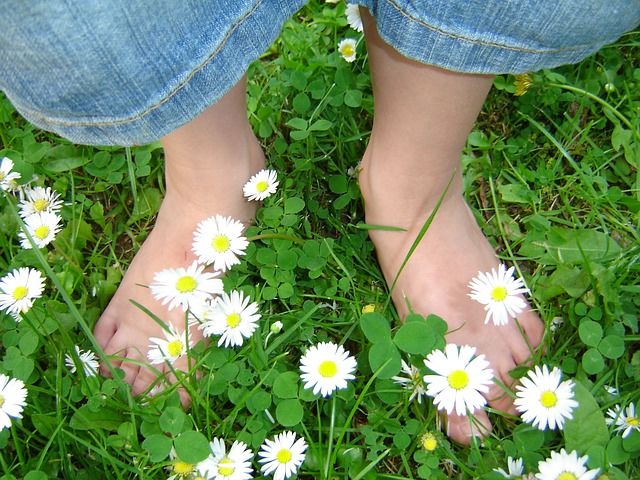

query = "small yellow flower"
[361,304,375,313]
[338,38,357,63]
[421,432,438,452]
[514,74,532,96]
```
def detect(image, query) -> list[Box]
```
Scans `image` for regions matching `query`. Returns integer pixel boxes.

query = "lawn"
[0,2,639,479]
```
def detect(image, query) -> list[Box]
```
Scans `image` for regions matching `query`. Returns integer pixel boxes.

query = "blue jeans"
[0,0,638,145]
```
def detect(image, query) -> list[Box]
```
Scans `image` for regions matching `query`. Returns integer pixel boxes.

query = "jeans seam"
[384,0,591,55]
[17,0,263,128]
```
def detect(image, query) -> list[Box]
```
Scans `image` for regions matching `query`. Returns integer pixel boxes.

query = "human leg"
[358,9,544,443]
[93,76,264,399]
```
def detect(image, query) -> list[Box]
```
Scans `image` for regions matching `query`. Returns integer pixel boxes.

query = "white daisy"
[18,211,62,249]
[338,38,357,63]
[192,215,249,272]
[199,290,260,348]
[243,169,279,201]
[150,261,223,312]
[535,449,599,480]
[468,264,529,326]
[64,346,99,377]
[18,186,63,217]
[391,360,427,404]
[167,447,211,480]
[345,4,363,32]
[0,373,28,431]
[606,403,640,439]
[514,365,578,431]
[494,456,524,478]
[0,267,45,320]
[603,384,618,396]
[0,157,21,191]
[258,431,307,480]
[198,438,254,480]
[300,341,357,397]
[423,344,494,416]
[147,324,192,366]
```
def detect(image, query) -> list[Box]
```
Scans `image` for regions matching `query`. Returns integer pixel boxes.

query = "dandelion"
[147,325,192,365]
[18,211,62,249]
[200,290,261,348]
[0,157,21,191]
[420,432,438,452]
[338,38,357,63]
[0,374,28,431]
[150,261,223,311]
[243,169,279,201]
[514,365,578,431]
[258,431,307,480]
[18,186,63,217]
[468,264,529,326]
[514,73,533,96]
[606,403,640,439]
[0,267,45,320]
[494,457,524,478]
[192,215,249,272]
[300,341,357,397]
[198,438,254,480]
[423,344,494,416]
[345,4,363,32]
[392,360,427,404]
[535,449,599,480]
[64,346,99,377]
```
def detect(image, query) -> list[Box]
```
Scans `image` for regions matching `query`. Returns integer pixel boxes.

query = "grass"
[1,1,639,479]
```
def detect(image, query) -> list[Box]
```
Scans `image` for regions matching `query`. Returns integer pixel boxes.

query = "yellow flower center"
[318,360,338,378]
[0,172,5,181]
[175,275,197,293]
[361,304,375,313]
[627,416,639,427]
[226,313,241,328]
[276,448,292,464]
[212,234,231,253]
[557,473,577,480]
[421,433,438,452]
[447,370,469,390]
[34,225,50,240]
[12,286,28,301]
[167,340,183,357]
[540,390,558,408]
[0,395,4,407]
[491,286,508,301]
[33,199,49,212]
[340,44,355,57]
[256,180,269,193]
[173,461,194,474]
[217,457,235,476]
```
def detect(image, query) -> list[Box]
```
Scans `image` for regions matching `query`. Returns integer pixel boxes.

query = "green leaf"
[598,335,625,359]
[564,381,609,453]
[582,348,605,374]
[344,90,362,108]
[309,119,333,131]
[293,92,311,114]
[532,227,622,265]
[273,371,299,399]
[622,430,640,452]
[43,156,89,172]
[290,129,309,141]
[285,117,308,130]
[284,197,305,214]
[24,472,47,480]
[18,330,39,356]
[142,434,173,463]
[368,340,401,380]
[606,436,630,465]
[246,390,271,414]
[393,321,437,354]
[276,399,304,427]
[393,431,411,449]
[70,405,125,431]
[159,406,186,436]
[174,431,211,464]
[328,175,348,194]
[359,313,391,343]
[578,320,603,347]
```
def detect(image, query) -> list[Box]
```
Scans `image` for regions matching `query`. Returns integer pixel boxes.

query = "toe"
[132,364,161,396]
[93,313,117,349]
[446,410,492,445]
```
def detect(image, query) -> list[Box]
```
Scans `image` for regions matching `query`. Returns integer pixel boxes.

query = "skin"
[93,10,544,444]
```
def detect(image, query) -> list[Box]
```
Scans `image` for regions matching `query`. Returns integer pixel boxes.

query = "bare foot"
[93,80,264,402]
[359,151,544,444]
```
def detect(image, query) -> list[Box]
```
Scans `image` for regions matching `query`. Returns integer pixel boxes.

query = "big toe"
[446,410,492,445]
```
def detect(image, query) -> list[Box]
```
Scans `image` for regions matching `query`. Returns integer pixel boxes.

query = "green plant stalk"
[323,395,337,479]
[248,232,305,245]
[351,448,391,480]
